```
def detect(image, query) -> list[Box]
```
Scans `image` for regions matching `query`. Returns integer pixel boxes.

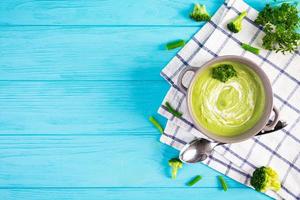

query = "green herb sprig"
[149,116,163,134]
[212,64,237,83]
[218,176,228,191]
[255,3,300,53]
[165,102,183,118]
[166,39,186,50]
[241,43,260,54]
[187,175,202,186]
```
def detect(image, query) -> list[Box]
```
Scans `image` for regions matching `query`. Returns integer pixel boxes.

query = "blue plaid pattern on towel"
[158,0,300,199]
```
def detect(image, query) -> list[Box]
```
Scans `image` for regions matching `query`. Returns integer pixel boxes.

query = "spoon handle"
[256,120,287,135]
[215,120,287,146]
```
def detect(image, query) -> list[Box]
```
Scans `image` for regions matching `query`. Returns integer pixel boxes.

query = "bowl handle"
[263,107,280,132]
[177,67,198,95]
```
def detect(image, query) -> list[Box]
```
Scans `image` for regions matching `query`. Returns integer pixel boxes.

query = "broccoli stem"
[194,3,201,11]
[187,175,202,186]
[168,158,183,179]
[171,167,178,179]
[227,11,247,33]
[218,176,228,191]
[149,116,163,134]
[165,102,183,117]
[241,43,260,54]
[166,39,186,50]
[236,11,247,21]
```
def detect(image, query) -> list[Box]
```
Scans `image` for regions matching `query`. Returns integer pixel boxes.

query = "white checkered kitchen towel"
[158,0,300,199]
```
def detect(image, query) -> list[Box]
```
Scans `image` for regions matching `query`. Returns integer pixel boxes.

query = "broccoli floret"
[250,166,281,192]
[168,158,183,179]
[190,3,211,22]
[227,11,247,33]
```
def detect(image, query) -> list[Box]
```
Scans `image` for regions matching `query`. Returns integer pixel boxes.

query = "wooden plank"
[0,135,253,188]
[0,0,224,25]
[0,188,271,200]
[0,26,196,80]
[0,81,169,134]
[0,0,275,26]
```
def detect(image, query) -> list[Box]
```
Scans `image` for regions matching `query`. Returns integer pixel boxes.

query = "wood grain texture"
[0,188,270,200]
[0,0,223,25]
[0,0,274,26]
[0,135,250,188]
[0,81,169,134]
[0,0,277,199]
[0,27,197,80]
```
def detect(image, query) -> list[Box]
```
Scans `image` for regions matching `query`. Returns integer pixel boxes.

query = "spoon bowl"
[179,120,287,164]
[179,138,220,163]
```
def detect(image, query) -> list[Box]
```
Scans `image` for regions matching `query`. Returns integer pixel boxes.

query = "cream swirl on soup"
[190,61,265,137]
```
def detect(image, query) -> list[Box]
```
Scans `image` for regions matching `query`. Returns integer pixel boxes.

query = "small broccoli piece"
[227,11,247,33]
[250,166,281,192]
[168,158,183,179]
[190,3,211,22]
[241,43,260,55]
[166,39,186,50]
[212,64,237,83]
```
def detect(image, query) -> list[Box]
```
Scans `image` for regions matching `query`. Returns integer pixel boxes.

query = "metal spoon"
[179,120,287,163]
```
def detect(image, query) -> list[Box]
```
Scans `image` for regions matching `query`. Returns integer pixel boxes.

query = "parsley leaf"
[255,3,300,53]
[212,64,237,83]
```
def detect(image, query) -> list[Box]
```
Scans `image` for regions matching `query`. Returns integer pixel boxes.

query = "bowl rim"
[186,55,274,143]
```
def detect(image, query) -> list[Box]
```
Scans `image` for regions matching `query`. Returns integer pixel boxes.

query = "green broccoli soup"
[190,61,266,137]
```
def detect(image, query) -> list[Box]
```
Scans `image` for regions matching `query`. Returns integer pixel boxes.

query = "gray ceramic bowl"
[177,55,279,143]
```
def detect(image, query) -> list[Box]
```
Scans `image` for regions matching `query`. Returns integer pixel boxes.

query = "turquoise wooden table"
[0,0,275,199]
